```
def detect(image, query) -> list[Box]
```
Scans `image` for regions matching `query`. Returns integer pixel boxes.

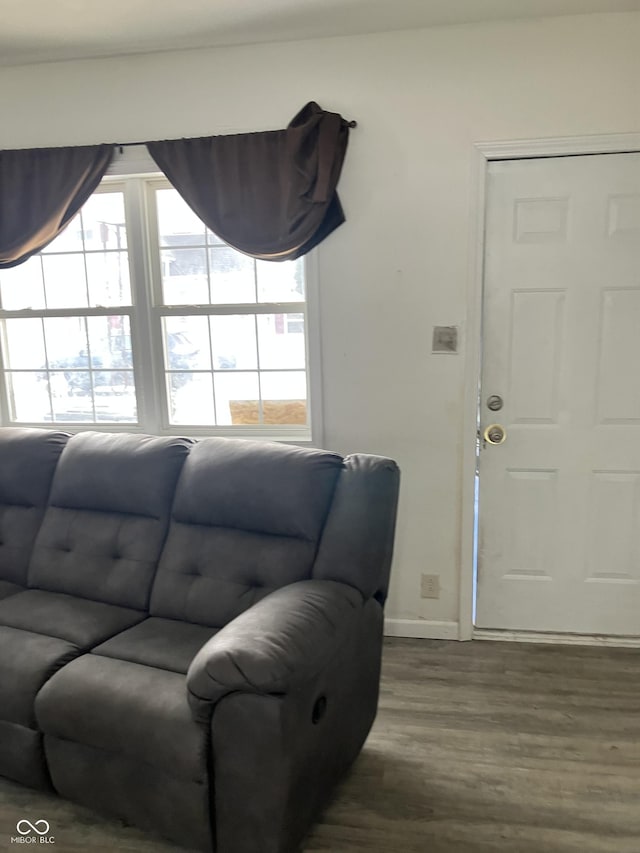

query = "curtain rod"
[114,120,357,151]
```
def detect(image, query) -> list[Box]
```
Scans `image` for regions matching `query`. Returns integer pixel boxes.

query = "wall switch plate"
[432,325,458,353]
[421,573,440,599]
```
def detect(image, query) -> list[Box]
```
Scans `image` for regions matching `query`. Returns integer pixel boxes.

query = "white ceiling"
[2,0,640,66]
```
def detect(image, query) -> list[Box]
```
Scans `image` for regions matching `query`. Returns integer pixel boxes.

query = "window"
[0,170,316,441]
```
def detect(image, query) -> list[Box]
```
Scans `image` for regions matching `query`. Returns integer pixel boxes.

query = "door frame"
[459,132,640,641]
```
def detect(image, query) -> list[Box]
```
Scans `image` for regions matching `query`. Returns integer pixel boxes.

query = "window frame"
[0,181,139,430]
[0,149,323,444]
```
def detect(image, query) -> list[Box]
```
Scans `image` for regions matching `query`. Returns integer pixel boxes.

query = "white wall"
[2,12,640,637]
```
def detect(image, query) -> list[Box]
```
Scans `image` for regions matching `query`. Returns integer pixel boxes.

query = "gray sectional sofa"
[0,427,400,853]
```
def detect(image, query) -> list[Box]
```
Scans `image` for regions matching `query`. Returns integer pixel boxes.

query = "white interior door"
[476,152,640,636]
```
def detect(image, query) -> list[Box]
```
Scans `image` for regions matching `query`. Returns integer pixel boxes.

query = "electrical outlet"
[421,573,440,599]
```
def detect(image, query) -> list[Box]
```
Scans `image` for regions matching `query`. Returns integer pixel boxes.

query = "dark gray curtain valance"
[0,144,113,269]
[0,103,352,270]
[147,101,352,261]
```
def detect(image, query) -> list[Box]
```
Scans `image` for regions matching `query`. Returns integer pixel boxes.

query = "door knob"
[483,424,506,445]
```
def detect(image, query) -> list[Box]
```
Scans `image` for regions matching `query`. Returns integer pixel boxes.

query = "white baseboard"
[473,628,640,648]
[384,619,459,640]
[382,622,640,646]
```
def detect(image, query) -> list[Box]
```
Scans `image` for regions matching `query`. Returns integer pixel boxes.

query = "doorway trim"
[459,131,640,641]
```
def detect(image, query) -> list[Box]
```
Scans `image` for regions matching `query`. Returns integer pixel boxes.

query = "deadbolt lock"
[487,395,503,412]
[483,424,506,445]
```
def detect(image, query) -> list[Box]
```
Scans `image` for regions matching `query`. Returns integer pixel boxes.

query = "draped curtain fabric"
[0,102,351,270]
[0,144,113,269]
[148,101,352,261]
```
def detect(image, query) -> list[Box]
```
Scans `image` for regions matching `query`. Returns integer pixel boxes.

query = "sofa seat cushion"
[0,580,23,600]
[0,720,52,789]
[0,626,78,727]
[36,655,207,784]
[93,617,218,674]
[0,590,145,648]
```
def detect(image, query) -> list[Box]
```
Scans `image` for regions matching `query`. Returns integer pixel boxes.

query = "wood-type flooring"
[1,638,638,853]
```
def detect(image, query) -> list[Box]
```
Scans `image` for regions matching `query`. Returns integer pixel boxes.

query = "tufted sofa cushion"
[150,437,343,628]
[0,429,68,595]
[28,432,193,610]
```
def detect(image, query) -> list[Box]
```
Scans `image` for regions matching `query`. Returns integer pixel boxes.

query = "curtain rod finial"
[347,120,357,129]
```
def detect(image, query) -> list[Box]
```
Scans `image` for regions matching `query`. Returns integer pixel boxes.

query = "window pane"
[163,317,211,370]
[257,259,304,303]
[168,373,215,425]
[45,368,137,424]
[209,315,257,370]
[260,371,307,425]
[40,214,84,254]
[81,192,128,251]
[3,318,46,369]
[40,314,136,420]
[257,313,306,369]
[86,252,131,306]
[157,189,205,247]
[42,254,88,308]
[6,372,51,422]
[0,257,45,310]
[87,316,133,370]
[94,371,137,423]
[161,248,208,305]
[43,317,89,368]
[209,247,255,304]
[49,370,93,422]
[10,315,137,424]
[215,372,260,425]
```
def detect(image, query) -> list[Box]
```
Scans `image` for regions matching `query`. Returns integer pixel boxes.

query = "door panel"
[476,153,640,635]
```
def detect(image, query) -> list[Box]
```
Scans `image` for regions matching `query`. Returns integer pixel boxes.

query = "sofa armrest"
[186,579,363,722]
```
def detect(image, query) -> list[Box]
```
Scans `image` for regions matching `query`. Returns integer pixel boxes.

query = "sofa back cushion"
[150,437,343,627]
[0,428,69,586]
[313,454,400,603]
[28,432,192,610]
